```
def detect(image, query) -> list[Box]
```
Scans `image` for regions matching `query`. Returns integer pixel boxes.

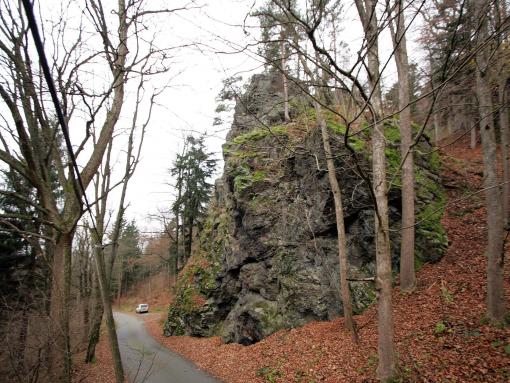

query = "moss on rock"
[163,206,230,337]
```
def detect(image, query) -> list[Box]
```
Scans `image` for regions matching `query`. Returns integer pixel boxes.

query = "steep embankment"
[146,135,510,382]
[163,73,447,345]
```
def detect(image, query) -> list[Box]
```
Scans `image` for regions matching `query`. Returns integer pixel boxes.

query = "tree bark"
[280,29,290,122]
[474,0,507,324]
[499,79,510,224]
[390,0,416,292]
[355,0,396,379]
[116,255,124,303]
[85,274,103,363]
[92,239,124,383]
[471,124,477,149]
[316,103,359,343]
[49,231,74,383]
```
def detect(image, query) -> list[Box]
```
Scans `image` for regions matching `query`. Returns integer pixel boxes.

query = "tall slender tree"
[355,0,397,379]
[387,0,416,292]
[473,0,507,324]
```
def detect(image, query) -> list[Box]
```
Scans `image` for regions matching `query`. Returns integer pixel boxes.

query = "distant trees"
[116,221,143,296]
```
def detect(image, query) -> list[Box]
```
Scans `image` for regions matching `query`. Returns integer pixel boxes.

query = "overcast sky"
[105,0,263,233]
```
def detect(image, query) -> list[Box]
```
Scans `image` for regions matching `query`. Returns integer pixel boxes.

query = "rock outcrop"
[163,73,447,345]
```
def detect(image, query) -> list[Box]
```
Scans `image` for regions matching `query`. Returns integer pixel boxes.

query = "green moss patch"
[229,126,288,146]
[233,164,267,194]
[163,206,230,337]
[327,120,366,152]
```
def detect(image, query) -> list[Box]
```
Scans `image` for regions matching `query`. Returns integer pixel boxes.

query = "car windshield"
[139,304,148,308]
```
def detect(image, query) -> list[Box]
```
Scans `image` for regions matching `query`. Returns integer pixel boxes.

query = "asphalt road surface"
[114,312,220,383]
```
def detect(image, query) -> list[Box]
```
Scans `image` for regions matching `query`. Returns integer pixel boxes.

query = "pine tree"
[171,135,217,266]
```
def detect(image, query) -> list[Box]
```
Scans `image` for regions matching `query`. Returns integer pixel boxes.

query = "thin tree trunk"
[447,96,454,135]
[297,45,360,343]
[355,0,396,379]
[471,124,477,149]
[92,237,124,383]
[475,0,507,324]
[389,0,416,292]
[85,274,103,363]
[186,215,194,262]
[433,112,440,144]
[280,29,290,122]
[316,103,359,343]
[499,79,510,224]
[116,255,124,303]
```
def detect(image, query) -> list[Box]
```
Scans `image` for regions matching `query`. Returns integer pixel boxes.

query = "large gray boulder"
[163,73,447,345]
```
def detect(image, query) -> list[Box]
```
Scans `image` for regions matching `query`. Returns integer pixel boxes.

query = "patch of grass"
[434,321,447,334]
[434,318,453,335]
[256,366,282,383]
[328,121,366,151]
[440,286,454,304]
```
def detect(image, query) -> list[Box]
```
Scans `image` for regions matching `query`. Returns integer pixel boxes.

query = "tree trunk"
[316,103,359,342]
[499,79,510,224]
[447,96,454,135]
[433,113,441,144]
[116,255,124,303]
[85,274,103,363]
[355,0,396,379]
[471,123,477,149]
[92,242,124,383]
[186,215,194,262]
[280,29,290,122]
[49,231,74,383]
[475,0,507,324]
[390,0,416,292]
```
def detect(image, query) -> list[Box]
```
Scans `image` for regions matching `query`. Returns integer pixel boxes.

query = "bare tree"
[0,0,182,380]
[387,0,416,292]
[85,72,156,379]
[474,0,507,324]
[354,0,396,379]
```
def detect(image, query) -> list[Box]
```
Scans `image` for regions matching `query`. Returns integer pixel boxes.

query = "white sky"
[122,0,263,232]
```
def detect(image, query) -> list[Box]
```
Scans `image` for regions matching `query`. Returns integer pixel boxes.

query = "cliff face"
[163,73,447,345]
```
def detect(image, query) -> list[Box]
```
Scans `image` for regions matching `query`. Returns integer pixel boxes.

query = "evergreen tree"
[171,135,217,266]
[0,170,40,300]
[116,220,142,296]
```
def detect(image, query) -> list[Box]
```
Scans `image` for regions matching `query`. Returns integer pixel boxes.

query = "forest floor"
[79,135,510,382]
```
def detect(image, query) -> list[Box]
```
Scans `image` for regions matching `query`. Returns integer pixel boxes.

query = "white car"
[135,303,149,314]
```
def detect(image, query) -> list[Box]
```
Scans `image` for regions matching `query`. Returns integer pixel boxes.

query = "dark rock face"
[164,73,447,345]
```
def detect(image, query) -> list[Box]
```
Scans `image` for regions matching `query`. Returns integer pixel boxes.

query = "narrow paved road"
[114,312,220,383]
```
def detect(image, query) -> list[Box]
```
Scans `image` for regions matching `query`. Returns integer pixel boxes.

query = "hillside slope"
[146,135,510,382]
